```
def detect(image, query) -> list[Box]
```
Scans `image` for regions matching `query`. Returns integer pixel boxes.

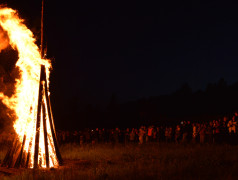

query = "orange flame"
[0,7,58,168]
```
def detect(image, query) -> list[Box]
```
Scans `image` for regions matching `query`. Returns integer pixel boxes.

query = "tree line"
[57,78,238,130]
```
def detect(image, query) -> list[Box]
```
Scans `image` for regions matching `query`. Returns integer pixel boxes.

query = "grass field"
[1,142,238,179]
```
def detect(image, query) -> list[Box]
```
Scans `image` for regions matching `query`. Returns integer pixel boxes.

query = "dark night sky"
[1,1,238,126]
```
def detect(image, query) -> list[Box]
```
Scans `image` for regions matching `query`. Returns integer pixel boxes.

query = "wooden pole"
[43,68,63,165]
[1,138,17,167]
[33,65,45,168]
[33,0,45,168]
[14,135,26,168]
[42,101,49,168]
[21,149,27,167]
[41,0,44,58]
[8,139,21,168]
[48,97,57,140]
[26,136,33,168]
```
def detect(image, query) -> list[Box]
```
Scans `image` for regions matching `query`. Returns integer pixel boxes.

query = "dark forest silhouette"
[56,78,238,130]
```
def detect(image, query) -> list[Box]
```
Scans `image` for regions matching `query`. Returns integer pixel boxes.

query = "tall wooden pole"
[33,0,44,168]
[41,0,44,58]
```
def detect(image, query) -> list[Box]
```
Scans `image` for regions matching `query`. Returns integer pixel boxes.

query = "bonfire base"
[1,65,62,168]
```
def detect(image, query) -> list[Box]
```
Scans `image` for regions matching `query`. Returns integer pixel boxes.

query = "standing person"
[164,127,172,143]
[165,127,169,143]
[125,128,130,144]
[84,129,91,144]
[138,126,145,144]
[206,122,213,144]
[144,126,148,143]
[168,127,173,143]
[135,128,139,143]
[114,127,120,144]
[220,118,228,144]
[119,128,125,144]
[73,130,78,143]
[95,128,99,144]
[214,120,221,143]
[159,126,165,142]
[109,129,114,143]
[129,128,135,143]
[80,133,84,145]
[99,129,103,143]
[186,121,193,143]
[152,127,157,142]
[181,121,188,143]
[192,123,197,143]
[175,125,181,143]
[91,129,96,145]
[227,116,236,144]
[147,126,154,142]
[155,127,160,143]
[199,124,206,144]
[105,129,110,143]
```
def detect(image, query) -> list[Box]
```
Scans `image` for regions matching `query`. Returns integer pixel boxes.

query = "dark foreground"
[0,143,238,179]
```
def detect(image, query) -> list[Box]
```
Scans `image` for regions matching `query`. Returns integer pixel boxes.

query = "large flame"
[0,7,58,168]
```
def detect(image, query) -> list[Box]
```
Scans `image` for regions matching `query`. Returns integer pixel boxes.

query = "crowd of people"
[56,111,238,145]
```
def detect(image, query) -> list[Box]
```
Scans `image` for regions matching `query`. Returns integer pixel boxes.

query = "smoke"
[0,26,9,52]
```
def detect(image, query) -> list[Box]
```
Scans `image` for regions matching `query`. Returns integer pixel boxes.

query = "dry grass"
[1,142,238,179]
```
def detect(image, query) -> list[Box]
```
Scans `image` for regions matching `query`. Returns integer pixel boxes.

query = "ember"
[0,5,62,168]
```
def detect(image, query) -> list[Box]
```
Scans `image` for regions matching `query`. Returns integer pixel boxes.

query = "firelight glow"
[0,7,58,168]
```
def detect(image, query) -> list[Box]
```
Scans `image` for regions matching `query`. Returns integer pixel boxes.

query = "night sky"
[1,1,238,128]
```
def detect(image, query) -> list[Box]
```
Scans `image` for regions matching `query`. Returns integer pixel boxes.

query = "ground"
[0,143,238,179]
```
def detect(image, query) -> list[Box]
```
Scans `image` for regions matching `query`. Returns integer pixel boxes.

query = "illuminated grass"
[1,143,238,179]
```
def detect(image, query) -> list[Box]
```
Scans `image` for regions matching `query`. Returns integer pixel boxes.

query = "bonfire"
[0,4,62,168]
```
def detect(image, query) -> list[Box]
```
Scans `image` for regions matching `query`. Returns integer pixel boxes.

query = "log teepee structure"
[1,0,63,168]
